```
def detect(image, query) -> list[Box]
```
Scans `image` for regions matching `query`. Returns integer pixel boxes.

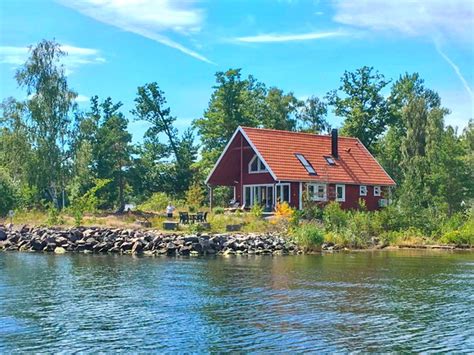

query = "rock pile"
[0,225,301,256]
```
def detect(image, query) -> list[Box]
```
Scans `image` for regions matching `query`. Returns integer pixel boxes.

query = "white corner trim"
[299,182,303,210]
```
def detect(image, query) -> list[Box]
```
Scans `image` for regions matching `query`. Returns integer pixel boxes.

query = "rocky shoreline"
[0,225,302,256]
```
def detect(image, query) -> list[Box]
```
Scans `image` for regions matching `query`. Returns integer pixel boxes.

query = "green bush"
[213,206,224,215]
[301,203,323,221]
[0,169,16,216]
[138,192,170,212]
[250,204,263,218]
[323,201,348,233]
[46,203,64,226]
[440,217,473,246]
[292,222,325,248]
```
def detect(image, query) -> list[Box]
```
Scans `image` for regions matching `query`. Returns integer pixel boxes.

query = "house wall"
[303,183,388,211]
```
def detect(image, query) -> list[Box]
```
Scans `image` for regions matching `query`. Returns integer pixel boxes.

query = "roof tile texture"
[242,126,395,185]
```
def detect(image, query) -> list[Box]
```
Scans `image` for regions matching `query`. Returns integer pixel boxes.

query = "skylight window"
[325,156,336,166]
[295,153,316,175]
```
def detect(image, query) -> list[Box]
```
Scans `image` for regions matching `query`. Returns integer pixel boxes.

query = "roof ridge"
[240,126,359,140]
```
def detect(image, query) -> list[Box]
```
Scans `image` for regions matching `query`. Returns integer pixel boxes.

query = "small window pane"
[374,186,381,196]
[250,157,258,172]
[360,185,367,196]
[325,156,336,165]
[336,184,345,201]
[295,154,316,175]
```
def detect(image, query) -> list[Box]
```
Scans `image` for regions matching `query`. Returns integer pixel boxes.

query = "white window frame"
[275,183,291,204]
[374,185,382,197]
[243,184,274,207]
[359,185,367,196]
[307,183,327,201]
[248,154,268,174]
[336,184,345,202]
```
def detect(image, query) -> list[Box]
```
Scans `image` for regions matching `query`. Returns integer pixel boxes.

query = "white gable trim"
[205,126,278,184]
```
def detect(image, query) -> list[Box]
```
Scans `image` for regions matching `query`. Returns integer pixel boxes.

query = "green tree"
[15,40,77,207]
[262,87,299,131]
[88,97,133,211]
[326,66,391,151]
[0,168,16,216]
[297,96,329,133]
[194,69,265,168]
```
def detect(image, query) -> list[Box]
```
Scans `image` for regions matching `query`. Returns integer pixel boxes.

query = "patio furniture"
[179,212,189,224]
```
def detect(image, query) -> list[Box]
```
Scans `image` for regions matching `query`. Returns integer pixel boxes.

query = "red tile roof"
[241,126,395,185]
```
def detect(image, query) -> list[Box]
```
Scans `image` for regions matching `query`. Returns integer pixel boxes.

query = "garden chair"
[179,212,189,224]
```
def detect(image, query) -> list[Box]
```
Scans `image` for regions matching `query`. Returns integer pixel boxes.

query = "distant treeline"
[0,40,472,230]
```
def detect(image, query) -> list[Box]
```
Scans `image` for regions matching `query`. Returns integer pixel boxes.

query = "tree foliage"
[326,66,391,151]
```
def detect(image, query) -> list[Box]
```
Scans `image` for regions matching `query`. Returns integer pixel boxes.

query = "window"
[244,186,251,207]
[243,185,274,208]
[325,156,336,166]
[276,183,290,204]
[336,184,345,202]
[359,185,367,196]
[374,185,382,197]
[249,155,268,173]
[308,184,327,201]
[295,154,316,175]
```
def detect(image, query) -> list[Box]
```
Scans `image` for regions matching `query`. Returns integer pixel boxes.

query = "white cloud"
[332,0,473,104]
[75,94,90,103]
[235,31,346,43]
[332,0,474,42]
[59,0,213,64]
[434,41,473,101]
[0,45,105,74]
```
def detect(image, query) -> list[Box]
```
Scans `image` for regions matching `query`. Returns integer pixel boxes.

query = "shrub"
[185,181,205,210]
[301,203,323,221]
[69,179,111,226]
[274,202,294,219]
[0,169,16,216]
[138,192,170,212]
[213,206,224,215]
[46,203,64,226]
[440,217,474,246]
[292,223,325,248]
[250,204,263,218]
[323,201,347,233]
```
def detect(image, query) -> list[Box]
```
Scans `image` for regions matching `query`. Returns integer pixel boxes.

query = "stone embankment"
[0,225,301,256]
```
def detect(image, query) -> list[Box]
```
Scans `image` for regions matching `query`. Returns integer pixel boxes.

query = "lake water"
[0,250,473,352]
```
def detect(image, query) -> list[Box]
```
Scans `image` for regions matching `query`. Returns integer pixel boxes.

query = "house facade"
[206,126,396,211]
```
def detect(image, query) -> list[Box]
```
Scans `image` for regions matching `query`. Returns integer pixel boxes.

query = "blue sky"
[1,0,473,143]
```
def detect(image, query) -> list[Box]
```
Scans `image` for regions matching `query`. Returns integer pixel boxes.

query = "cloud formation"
[332,0,473,42]
[235,31,346,43]
[332,0,473,100]
[59,0,212,63]
[0,45,105,74]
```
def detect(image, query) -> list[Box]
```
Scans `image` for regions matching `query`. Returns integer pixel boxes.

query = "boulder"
[131,241,144,254]
[54,247,66,254]
[0,229,7,241]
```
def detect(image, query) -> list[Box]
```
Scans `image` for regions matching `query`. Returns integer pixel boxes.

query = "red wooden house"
[206,126,396,211]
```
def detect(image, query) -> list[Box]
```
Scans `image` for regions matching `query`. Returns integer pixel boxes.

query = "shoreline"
[1,225,471,256]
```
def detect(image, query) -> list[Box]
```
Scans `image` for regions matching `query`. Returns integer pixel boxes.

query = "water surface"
[0,250,473,352]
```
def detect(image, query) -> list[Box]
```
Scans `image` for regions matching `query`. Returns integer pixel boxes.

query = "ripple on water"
[0,251,473,352]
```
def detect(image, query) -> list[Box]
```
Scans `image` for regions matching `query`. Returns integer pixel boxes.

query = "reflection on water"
[0,251,473,352]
